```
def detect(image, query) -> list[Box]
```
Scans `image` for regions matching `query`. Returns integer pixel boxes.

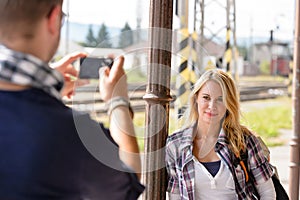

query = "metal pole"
[289,0,300,198]
[142,0,173,199]
[225,0,231,73]
[231,0,238,81]
[65,0,70,55]
[175,0,190,118]
[200,0,205,71]
[193,0,204,71]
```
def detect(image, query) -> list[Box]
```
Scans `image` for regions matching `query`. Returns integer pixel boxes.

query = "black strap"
[239,150,290,200]
[271,175,289,200]
[239,150,260,199]
[220,152,247,200]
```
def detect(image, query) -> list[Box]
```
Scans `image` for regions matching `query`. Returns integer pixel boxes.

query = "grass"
[240,97,292,146]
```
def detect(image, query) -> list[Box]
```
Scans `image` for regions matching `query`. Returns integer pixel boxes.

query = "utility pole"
[133,0,142,72]
[193,0,237,76]
[175,0,191,118]
[136,0,142,42]
[142,0,173,199]
[289,0,300,198]
[231,0,238,81]
[65,0,70,54]
[194,0,205,72]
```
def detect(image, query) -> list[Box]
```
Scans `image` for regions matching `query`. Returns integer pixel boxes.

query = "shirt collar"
[178,123,228,151]
[215,129,229,152]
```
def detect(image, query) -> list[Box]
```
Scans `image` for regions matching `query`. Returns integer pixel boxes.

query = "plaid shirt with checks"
[165,125,273,200]
[0,44,64,100]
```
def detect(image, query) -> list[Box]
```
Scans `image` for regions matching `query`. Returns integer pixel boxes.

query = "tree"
[118,22,133,48]
[96,23,112,48]
[85,25,97,47]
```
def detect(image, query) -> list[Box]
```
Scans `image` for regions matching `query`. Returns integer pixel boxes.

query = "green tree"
[118,22,133,48]
[96,23,112,48]
[85,25,97,47]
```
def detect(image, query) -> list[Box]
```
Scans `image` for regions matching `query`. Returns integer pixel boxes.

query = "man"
[0,0,144,199]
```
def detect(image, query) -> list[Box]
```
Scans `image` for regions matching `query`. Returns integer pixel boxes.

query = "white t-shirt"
[194,157,238,200]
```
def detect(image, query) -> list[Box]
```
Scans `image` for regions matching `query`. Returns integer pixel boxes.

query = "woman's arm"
[256,178,276,199]
[247,134,276,199]
[165,142,181,199]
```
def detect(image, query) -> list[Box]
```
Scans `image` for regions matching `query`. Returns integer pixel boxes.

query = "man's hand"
[99,55,128,102]
[50,52,89,98]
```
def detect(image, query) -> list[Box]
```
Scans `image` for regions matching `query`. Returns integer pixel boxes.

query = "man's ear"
[47,5,61,34]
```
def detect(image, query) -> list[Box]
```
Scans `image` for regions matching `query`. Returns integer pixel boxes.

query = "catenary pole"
[289,0,300,199]
[65,0,70,54]
[142,0,174,199]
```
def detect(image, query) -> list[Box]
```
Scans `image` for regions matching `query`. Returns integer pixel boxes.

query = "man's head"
[0,0,64,61]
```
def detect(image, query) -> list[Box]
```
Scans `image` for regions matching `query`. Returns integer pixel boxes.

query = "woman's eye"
[203,96,210,101]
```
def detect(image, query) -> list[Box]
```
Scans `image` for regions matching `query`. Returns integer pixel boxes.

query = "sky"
[62,0,148,29]
[62,0,295,42]
[235,0,295,41]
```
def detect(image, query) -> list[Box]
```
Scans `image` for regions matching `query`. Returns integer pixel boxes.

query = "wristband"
[106,96,134,118]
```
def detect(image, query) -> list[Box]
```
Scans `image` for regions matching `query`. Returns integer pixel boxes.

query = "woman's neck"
[193,121,222,162]
[194,121,221,138]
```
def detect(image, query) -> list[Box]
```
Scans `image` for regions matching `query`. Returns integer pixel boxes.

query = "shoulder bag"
[237,141,289,200]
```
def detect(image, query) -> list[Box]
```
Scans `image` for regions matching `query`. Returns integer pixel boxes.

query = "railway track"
[64,81,289,114]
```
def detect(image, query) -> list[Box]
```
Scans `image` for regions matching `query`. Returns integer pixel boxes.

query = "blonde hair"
[182,69,251,156]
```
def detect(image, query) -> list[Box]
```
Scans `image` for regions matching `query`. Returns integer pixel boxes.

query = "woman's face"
[196,80,227,126]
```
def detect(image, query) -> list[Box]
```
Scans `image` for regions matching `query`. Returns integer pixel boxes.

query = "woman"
[166,69,276,199]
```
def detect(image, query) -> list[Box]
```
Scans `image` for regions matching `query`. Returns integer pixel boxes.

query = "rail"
[64,81,289,114]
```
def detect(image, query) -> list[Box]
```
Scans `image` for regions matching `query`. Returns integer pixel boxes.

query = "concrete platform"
[269,129,300,198]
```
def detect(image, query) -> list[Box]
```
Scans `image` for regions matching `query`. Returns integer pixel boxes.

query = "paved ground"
[268,129,300,198]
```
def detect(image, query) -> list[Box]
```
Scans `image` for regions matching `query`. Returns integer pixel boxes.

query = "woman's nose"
[208,99,216,109]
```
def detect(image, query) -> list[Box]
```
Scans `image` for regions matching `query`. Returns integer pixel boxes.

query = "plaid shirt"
[0,44,64,100]
[165,125,273,200]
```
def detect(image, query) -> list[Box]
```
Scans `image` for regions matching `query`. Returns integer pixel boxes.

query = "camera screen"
[79,57,113,79]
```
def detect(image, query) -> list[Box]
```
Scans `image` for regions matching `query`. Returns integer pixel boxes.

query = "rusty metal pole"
[142,0,174,200]
[289,0,300,198]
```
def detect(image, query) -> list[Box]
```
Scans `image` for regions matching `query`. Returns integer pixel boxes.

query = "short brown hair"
[0,0,63,38]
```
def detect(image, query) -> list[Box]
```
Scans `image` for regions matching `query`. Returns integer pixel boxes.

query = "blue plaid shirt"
[165,125,273,200]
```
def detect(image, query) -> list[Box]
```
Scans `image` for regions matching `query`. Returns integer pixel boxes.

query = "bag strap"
[237,136,289,200]
[236,152,249,182]
[236,150,260,199]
